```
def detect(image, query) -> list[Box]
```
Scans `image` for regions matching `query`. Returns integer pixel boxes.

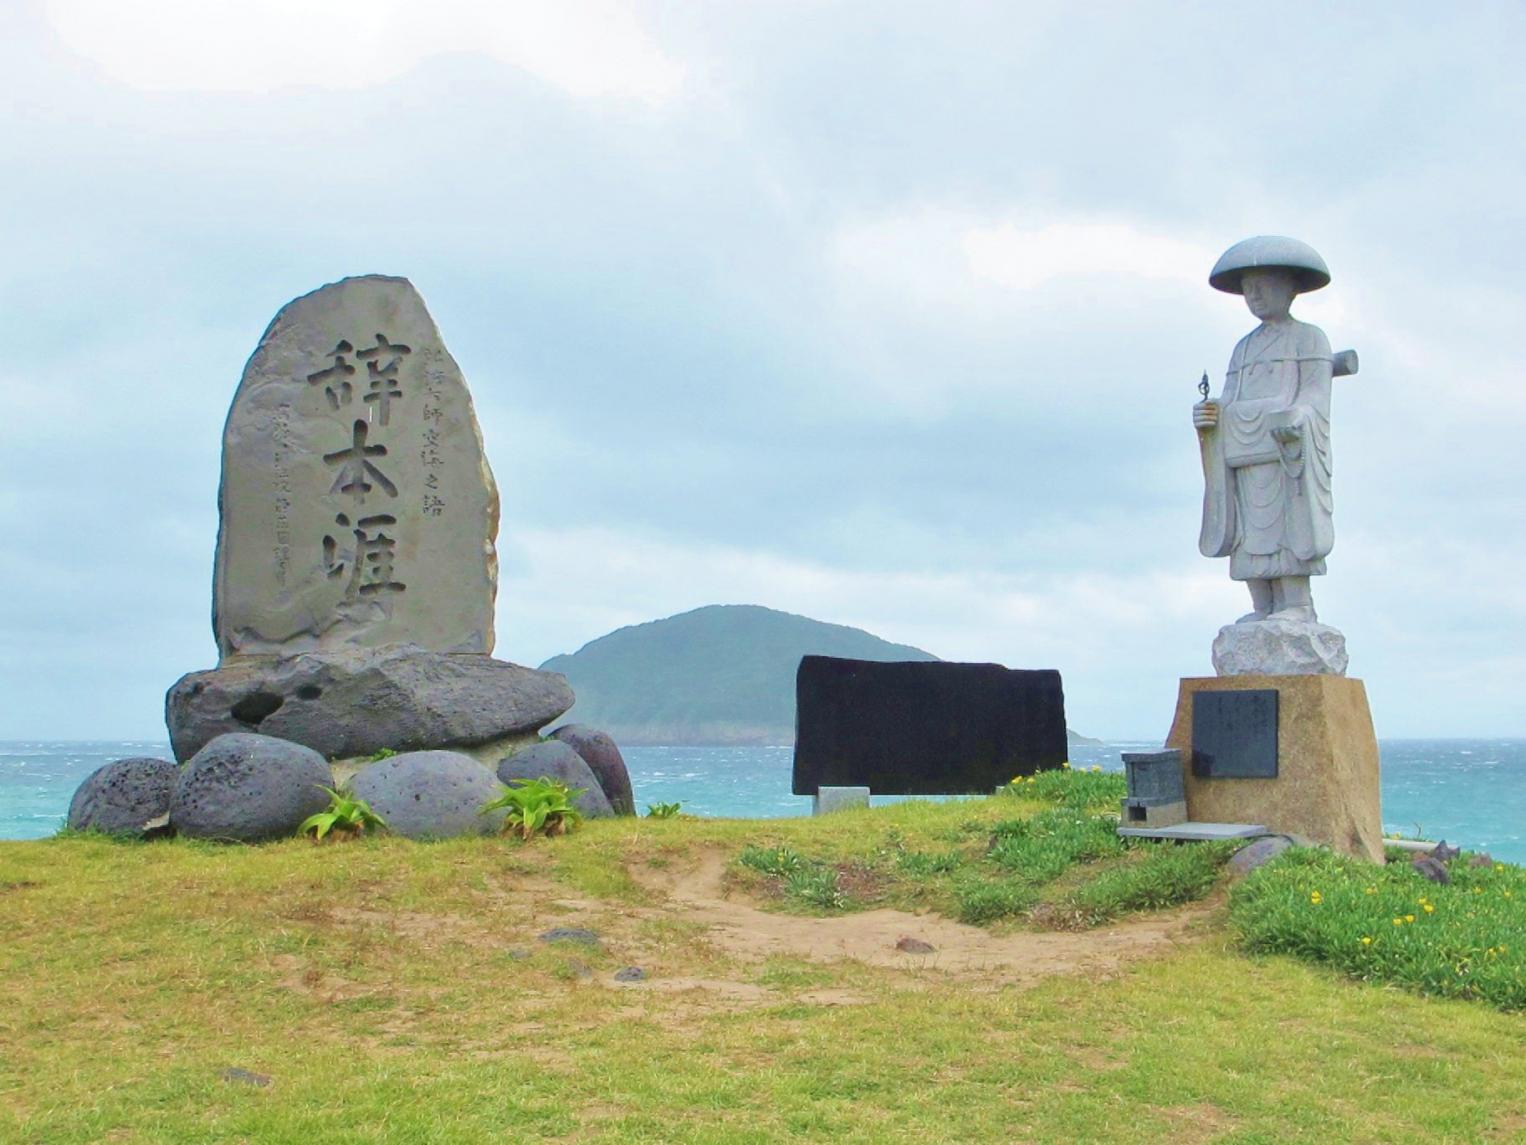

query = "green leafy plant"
[299,785,387,841]
[1230,846,1526,1010]
[482,777,585,840]
[645,802,683,819]
[362,747,398,763]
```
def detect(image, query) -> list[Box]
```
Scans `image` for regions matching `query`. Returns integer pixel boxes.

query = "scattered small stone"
[895,936,935,955]
[564,960,593,980]
[1411,855,1450,885]
[539,927,601,947]
[1470,853,1495,868]
[221,1067,271,1087]
[1227,835,1294,876]
[1430,840,1460,862]
[613,966,647,982]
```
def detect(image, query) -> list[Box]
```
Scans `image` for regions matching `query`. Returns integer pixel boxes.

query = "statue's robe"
[1199,318,1334,580]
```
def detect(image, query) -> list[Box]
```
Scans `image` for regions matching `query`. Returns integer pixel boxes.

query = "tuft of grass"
[1002,764,1126,809]
[987,808,1126,885]
[1230,846,1526,1010]
[952,872,1038,923]
[1049,841,1237,928]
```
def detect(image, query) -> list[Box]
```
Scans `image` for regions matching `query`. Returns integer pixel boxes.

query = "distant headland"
[539,604,1098,747]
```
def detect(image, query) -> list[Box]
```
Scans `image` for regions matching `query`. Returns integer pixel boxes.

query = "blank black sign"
[791,656,1068,795]
[1192,689,1279,779]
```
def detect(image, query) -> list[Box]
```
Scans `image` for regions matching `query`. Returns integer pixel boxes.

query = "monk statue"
[1193,236,1356,674]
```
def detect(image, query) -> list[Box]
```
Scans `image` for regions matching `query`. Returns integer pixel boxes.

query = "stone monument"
[166,276,575,768]
[1167,237,1382,861]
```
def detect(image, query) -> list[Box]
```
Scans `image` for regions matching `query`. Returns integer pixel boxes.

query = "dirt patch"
[629,848,1214,982]
[1157,1103,1239,1143]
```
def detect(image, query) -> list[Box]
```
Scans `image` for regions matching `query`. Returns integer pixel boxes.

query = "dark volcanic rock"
[895,936,936,955]
[349,750,503,839]
[165,644,575,762]
[613,966,646,982]
[1411,855,1451,885]
[496,741,614,819]
[1228,835,1296,876]
[539,927,601,946]
[67,756,179,836]
[170,733,331,842]
[548,724,634,816]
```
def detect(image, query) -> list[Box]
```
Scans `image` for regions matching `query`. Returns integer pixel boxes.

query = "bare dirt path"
[626,847,1218,981]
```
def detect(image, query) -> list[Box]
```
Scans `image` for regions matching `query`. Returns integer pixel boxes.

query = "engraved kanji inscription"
[324,419,398,502]
[306,340,357,409]
[357,333,411,426]
[322,512,407,600]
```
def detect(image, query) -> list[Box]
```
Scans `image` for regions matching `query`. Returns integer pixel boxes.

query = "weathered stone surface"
[496,741,614,819]
[349,750,503,839]
[165,644,574,762]
[548,724,634,815]
[213,275,499,662]
[1411,854,1451,884]
[613,966,646,982]
[171,733,331,842]
[1227,835,1296,875]
[1168,675,1382,862]
[1212,618,1348,677]
[813,786,870,815]
[895,936,936,955]
[67,756,179,836]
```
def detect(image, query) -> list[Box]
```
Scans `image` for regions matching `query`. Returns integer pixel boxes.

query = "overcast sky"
[3,0,1523,741]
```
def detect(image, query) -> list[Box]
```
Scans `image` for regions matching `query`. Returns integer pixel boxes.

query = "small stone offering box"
[1166,675,1382,862]
[791,656,1067,796]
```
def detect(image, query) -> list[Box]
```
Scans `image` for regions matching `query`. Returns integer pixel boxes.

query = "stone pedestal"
[1166,674,1382,862]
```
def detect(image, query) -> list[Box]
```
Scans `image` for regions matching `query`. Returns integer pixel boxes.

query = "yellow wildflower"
[1364,886,1377,895]
[1393,918,1404,926]
[1061,761,1070,769]
[1423,903,1435,913]
[1309,891,1323,905]
[1091,765,1102,772]
[1405,914,1416,923]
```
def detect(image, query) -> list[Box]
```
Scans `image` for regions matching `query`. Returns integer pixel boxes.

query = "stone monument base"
[1212,618,1348,677]
[165,643,574,764]
[1166,674,1382,863]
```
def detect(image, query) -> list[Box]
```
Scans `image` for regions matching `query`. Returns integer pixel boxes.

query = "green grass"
[1231,845,1526,1010]
[4,781,1526,1142]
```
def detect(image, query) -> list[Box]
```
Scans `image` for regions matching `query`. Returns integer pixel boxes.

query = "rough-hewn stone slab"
[214,275,499,661]
[791,656,1068,795]
[165,644,573,761]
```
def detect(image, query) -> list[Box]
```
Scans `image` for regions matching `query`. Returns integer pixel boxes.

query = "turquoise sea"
[2,739,1522,862]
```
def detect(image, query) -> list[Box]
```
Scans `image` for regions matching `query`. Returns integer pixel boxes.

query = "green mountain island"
[539,604,1097,746]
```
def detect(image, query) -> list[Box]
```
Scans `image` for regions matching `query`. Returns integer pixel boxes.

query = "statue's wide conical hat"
[1209,235,1330,295]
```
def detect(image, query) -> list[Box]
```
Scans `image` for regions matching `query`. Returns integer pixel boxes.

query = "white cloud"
[962,219,1209,292]
[44,0,684,103]
[831,208,1213,306]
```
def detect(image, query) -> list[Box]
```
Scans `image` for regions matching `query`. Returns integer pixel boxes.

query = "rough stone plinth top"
[213,276,499,661]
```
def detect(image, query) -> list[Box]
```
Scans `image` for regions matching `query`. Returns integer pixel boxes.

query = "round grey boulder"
[548,724,634,816]
[496,741,614,819]
[171,733,331,842]
[350,750,503,839]
[67,756,179,836]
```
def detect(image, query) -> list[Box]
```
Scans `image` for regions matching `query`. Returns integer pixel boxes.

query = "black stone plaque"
[791,656,1068,796]
[1191,690,1279,779]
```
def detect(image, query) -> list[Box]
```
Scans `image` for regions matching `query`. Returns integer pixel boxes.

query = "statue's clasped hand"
[1270,422,1302,444]
[1192,400,1219,431]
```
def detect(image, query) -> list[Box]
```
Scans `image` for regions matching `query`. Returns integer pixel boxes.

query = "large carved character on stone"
[213,275,499,660]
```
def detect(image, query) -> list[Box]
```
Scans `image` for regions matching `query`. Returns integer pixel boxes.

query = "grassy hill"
[540,603,1095,746]
[4,786,1523,1142]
